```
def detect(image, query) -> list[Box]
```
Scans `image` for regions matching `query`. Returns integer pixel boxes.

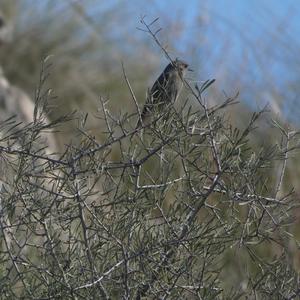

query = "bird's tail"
[135,89,152,129]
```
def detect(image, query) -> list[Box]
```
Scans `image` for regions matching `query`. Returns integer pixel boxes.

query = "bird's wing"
[136,69,171,128]
[149,70,170,103]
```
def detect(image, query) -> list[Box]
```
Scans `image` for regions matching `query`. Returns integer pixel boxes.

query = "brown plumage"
[136,59,190,128]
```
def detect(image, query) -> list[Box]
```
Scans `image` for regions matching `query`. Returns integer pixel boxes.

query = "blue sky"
[85,0,300,122]
[21,0,300,122]
[153,0,300,121]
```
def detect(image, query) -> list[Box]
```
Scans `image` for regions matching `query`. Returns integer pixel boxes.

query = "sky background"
[5,0,300,124]
[129,0,300,122]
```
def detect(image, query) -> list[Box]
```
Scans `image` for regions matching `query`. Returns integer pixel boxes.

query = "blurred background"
[0,0,299,183]
[0,1,299,129]
[0,0,300,289]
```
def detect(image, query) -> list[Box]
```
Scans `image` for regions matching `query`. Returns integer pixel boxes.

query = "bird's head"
[169,58,192,78]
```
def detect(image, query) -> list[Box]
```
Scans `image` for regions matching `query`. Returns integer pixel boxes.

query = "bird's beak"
[188,68,194,72]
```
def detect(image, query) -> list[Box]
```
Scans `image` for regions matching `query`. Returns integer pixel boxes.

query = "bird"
[136,59,191,128]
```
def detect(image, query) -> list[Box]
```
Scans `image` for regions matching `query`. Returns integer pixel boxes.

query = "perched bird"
[136,59,190,128]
